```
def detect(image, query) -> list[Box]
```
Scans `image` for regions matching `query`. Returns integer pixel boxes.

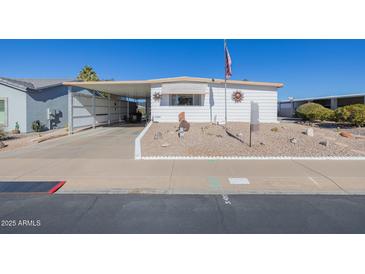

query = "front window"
[170,94,202,106]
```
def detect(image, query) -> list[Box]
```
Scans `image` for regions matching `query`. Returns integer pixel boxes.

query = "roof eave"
[0,79,28,92]
[63,78,284,89]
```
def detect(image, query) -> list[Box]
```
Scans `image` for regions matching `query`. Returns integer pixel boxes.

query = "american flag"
[225,41,232,79]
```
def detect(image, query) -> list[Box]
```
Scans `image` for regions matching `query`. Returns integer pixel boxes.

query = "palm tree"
[76,65,109,97]
[77,66,100,81]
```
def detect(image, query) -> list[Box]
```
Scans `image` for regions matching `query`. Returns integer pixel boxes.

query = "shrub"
[32,120,44,132]
[0,126,5,139]
[295,103,335,122]
[335,104,365,126]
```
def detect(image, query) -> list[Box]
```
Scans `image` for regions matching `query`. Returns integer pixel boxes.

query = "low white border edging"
[142,156,365,160]
[135,121,153,160]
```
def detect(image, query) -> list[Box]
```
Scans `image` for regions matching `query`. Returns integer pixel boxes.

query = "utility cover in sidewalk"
[229,178,250,185]
[0,181,66,194]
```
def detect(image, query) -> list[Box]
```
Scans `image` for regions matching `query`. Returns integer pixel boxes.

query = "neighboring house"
[278,93,365,117]
[0,77,77,133]
[0,77,138,133]
[64,76,284,132]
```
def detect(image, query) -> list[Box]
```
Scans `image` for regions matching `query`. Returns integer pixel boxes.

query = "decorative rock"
[340,131,353,138]
[154,131,163,140]
[319,140,329,147]
[290,137,298,144]
[0,141,7,149]
[161,143,170,147]
[305,128,314,137]
[271,127,279,132]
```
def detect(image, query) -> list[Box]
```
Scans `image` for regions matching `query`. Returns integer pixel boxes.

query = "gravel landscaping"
[0,128,68,153]
[141,122,365,157]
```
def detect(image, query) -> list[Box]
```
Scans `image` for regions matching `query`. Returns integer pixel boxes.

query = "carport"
[63,80,151,134]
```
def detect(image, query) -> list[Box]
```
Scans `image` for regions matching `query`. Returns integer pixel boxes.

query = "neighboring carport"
[63,80,151,134]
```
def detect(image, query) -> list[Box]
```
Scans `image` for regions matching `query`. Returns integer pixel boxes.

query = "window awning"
[161,83,208,95]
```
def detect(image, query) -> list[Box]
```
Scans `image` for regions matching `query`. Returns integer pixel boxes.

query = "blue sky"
[0,39,364,100]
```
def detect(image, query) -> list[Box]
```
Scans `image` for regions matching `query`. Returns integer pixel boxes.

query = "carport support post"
[68,86,73,135]
[92,91,96,129]
[119,100,122,122]
[127,97,130,121]
[108,94,111,125]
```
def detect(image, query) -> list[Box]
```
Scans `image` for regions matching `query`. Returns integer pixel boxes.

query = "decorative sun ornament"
[232,91,243,103]
[153,92,161,101]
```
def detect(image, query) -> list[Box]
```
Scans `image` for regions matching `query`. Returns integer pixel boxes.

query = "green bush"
[0,126,5,139]
[335,104,365,126]
[295,103,335,122]
[32,120,44,132]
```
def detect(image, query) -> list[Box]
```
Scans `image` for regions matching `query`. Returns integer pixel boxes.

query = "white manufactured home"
[64,76,283,132]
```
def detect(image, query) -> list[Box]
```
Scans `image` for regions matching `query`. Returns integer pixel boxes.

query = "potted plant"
[12,122,20,134]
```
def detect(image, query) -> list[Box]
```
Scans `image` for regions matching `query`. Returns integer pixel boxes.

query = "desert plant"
[335,104,365,126]
[32,120,44,132]
[0,126,5,139]
[11,122,21,134]
[296,103,335,122]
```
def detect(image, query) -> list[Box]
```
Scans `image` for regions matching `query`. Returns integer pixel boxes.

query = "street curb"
[48,181,66,194]
[141,156,365,160]
[55,190,365,195]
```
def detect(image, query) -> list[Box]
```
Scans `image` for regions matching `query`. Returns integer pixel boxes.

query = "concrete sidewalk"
[0,126,364,195]
[1,158,364,194]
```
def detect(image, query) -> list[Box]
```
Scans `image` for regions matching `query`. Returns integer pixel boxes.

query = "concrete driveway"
[0,124,144,160]
[0,124,365,194]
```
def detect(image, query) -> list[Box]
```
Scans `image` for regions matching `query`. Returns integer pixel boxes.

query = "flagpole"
[224,39,227,124]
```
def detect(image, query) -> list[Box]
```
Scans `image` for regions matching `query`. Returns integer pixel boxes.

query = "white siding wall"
[151,83,278,123]
[0,85,27,132]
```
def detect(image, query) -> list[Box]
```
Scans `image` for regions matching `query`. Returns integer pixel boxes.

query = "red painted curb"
[48,181,66,194]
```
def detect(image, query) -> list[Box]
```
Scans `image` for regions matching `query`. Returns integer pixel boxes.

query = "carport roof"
[63,76,284,98]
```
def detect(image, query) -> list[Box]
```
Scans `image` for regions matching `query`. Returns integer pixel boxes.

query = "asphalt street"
[1,194,365,233]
